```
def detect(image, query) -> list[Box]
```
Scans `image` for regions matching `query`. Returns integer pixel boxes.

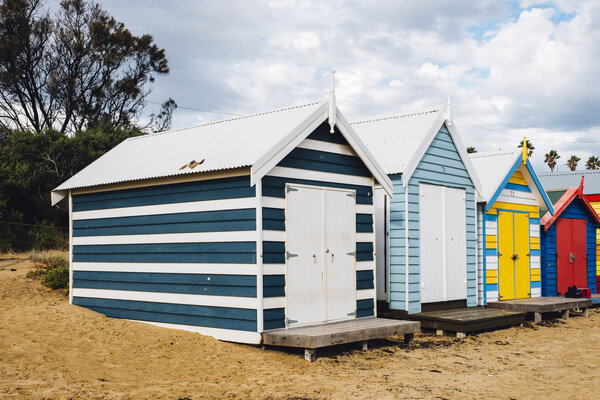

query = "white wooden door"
[420,184,445,303]
[324,189,356,321]
[420,184,467,303]
[285,186,324,326]
[444,187,467,301]
[285,185,356,326]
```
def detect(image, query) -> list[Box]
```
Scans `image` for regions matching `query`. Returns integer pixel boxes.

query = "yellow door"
[498,211,531,300]
[498,211,515,300]
[514,212,530,299]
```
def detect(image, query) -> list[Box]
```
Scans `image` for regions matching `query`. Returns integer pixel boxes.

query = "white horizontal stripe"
[262,196,285,209]
[500,187,537,201]
[72,230,256,245]
[356,204,373,214]
[485,221,497,231]
[138,320,261,344]
[263,296,285,309]
[531,288,541,297]
[263,264,285,275]
[297,138,357,156]
[357,232,374,242]
[485,227,497,236]
[267,166,373,187]
[356,261,373,271]
[485,256,498,269]
[263,230,285,242]
[73,262,258,275]
[487,291,499,302]
[496,194,539,207]
[73,197,255,220]
[73,288,258,309]
[357,289,375,300]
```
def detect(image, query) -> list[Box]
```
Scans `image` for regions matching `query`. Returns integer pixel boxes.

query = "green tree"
[0,0,171,134]
[566,155,580,171]
[586,156,600,170]
[466,146,477,154]
[544,150,560,172]
[518,139,534,157]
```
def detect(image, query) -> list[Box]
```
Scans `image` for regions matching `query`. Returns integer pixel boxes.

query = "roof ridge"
[127,101,324,141]
[538,170,600,176]
[350,107,441,125]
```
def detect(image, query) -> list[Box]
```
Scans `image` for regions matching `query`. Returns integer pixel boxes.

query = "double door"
[498,211,530,300]
[419,184,467,303]
[285,185,356,326]
[556,218,587,295]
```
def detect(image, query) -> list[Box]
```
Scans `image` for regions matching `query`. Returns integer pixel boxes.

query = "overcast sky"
[90,0,600,172]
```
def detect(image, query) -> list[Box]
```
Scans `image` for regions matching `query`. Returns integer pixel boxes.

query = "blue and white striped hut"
[352,104,481,314]
[51,97,393,344]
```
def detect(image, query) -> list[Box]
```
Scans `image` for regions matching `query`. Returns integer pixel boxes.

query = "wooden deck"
[262,318,420,361]
[410,307,526,338]
[487,297,592,323]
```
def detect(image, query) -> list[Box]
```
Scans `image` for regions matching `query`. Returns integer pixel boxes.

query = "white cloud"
[92,0,600,167]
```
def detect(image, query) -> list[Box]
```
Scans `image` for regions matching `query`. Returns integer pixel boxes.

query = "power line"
[146,101,241,116]
[454,118,600,144]
[0,221,68,230]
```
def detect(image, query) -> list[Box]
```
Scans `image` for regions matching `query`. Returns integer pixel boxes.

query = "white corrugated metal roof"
[54,102,323,192]
[539,170,600,195]
[350,107,443,174]
[468,150,520,202]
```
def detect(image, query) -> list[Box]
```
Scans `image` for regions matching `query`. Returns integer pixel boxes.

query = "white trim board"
[137,320,261,344]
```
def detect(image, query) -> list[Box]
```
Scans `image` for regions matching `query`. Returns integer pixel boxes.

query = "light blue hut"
[51,97,393,344]
[352,104,481,314]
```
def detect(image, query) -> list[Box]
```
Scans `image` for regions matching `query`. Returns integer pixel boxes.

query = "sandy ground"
[1,254,600,400]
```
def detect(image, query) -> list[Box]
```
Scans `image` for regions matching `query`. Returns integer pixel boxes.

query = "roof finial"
[579,175,585,196]
[328,70,336,134]
[522,136,527,165]
[446,94,452,126]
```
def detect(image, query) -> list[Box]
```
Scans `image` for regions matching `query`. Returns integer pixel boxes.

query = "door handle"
[325,248,330,253]
[331,253,334,262]
[570,252,575,263]
[511,254,519,261]
[313,254,316,263]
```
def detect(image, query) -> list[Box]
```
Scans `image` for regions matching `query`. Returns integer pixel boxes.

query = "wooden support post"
[456,332,467,339]
[582,307,589,317]
[534,312,542,323]
[403,333,414,345]
[436,329,444,336]
[362,340,368,351]
[260,345,266,351]
[305,349,317,362]
[562,309,570,320]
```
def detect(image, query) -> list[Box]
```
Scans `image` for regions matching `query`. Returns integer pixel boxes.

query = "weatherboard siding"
[541,199,598,296]
[261,122,376,328]
[71,175,261,337]
[388,124,476,313]
[481,168,541,303]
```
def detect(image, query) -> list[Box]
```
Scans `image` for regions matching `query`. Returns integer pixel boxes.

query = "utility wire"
[0,221,68,230]
[146,101,241,116]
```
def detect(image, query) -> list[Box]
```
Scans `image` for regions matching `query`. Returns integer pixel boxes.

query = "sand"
[1,253,599,400]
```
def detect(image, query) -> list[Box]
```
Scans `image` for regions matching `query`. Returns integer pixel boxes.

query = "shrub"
[27,250,69,290]
[43,265,69,290]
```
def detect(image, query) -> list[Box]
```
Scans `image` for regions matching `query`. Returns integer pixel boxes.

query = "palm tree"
[466,146,477,154]
[544,150,560,172]
[518,139,534,157]
[566,155,580,171]
[586,156,600,170]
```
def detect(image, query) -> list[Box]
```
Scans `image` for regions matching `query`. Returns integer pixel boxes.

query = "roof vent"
[180,159,205,170]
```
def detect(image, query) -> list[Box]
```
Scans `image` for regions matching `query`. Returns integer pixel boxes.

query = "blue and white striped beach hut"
[51,99,392,344]
[352,105,481,314]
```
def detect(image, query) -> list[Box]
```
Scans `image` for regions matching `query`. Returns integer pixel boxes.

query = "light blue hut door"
[285,185,356,327]
[419,184,467,303]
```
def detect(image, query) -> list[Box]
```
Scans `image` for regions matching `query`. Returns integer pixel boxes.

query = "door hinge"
[286,251,298,260]
[286,318,298,325]
[346,192,356,198]
[347,311,357,316]
[347,251,356,256]
[286,186,298,193]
